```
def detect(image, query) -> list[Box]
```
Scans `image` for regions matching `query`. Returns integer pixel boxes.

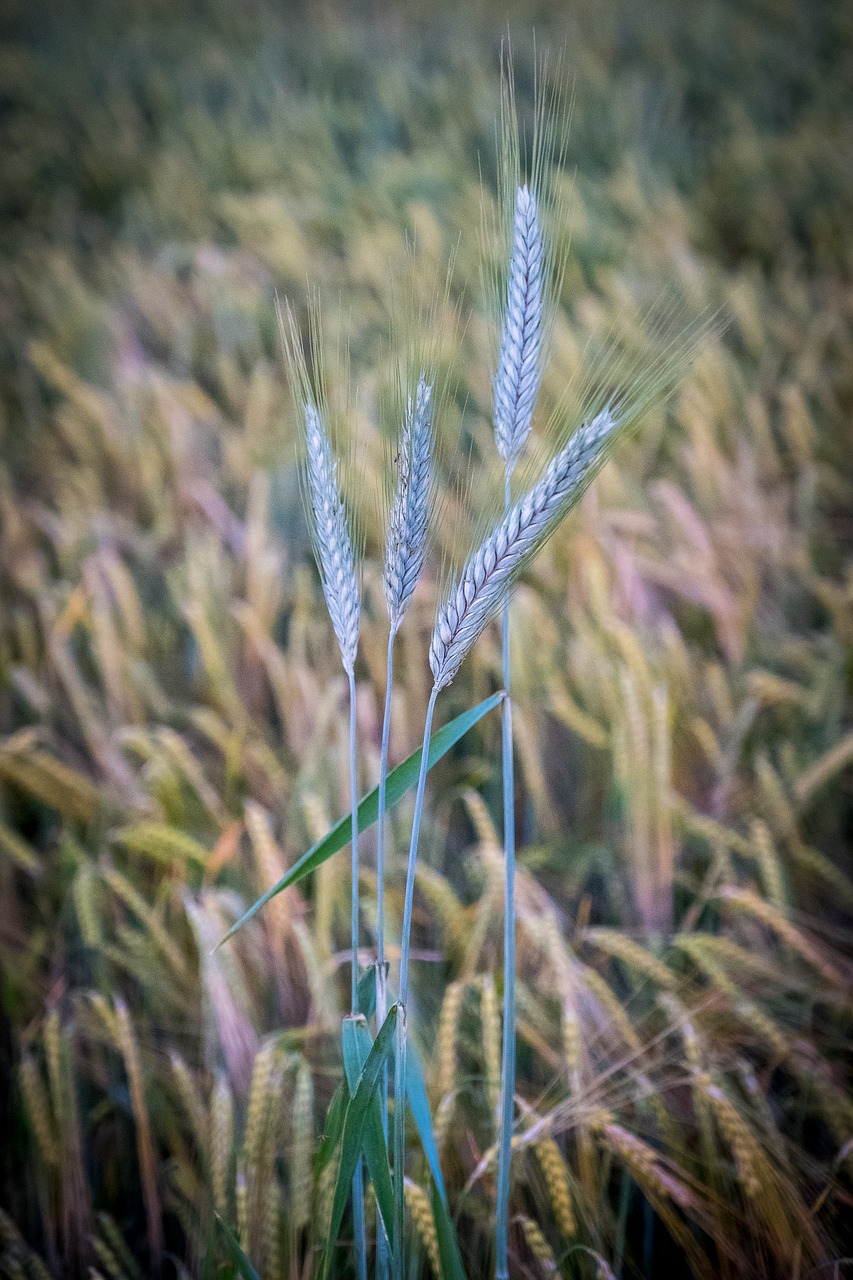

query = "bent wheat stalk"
[393,405,619,1277]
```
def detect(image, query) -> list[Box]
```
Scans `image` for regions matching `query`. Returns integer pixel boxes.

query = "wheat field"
[1,0,852,1277]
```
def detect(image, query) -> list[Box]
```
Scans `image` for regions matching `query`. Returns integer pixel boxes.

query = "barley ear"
[383,373,434,632]
[404,1179,441,1276]
[301,402,361,674]
[493,185,545,466]
[430,407,618,689]
[209,1074,234,1218]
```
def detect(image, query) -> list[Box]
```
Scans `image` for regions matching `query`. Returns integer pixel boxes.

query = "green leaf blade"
[215,1214,262,1280]
[341,1015,394,1251]
[324,1005,399,1277]
[217,693,503,947]
[432,1180,468,1280]
[405,1038,448,1207]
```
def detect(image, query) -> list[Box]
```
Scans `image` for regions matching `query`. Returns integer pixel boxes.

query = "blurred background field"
[1,0,852,1276]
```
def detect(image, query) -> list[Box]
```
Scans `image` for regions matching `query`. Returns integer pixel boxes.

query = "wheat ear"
[383,374,434,634]
[430,407,616,690]
[493,185,545,467]
[378,373,433,1280]
[302,402,360,675]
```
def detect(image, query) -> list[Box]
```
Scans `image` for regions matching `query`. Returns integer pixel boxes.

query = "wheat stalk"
[487,115,573,1252]
[395,408,619,1275]
[492,178,539,1270]
[288,314,367,1274]
[377,372,435,1280]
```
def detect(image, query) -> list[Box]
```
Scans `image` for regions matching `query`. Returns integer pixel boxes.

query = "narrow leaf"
[217,693,503,946]
[341,1016,394,1250]
[357,962,385,1019]
[315,1082,347,1178]
[406,1039,448,1206]
[324,1006,398,1277]
[215,1214,262,1280]
[432,1180,468,1280]
[405,1038,467,1277]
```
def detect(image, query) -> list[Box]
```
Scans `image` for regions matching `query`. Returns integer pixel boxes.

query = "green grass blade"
[357,961,384,1019]
[217,693,503,947]
[215,1214,262,1280]
[324,1006,398,1278]
[404,1039,467,1277]
[342,1015,394,1251]
[315,1081,348,1178]
[405,1039,448,1206]
[432,1181,468,1280]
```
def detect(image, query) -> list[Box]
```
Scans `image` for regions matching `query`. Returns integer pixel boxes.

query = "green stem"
[392,684,439,1280]
[495,468,516,1280]
[375,630,395,1280]
[348,667,368,1280]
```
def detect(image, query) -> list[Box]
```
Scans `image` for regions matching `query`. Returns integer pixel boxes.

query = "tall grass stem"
[348,667,368,1280]
[349,668,360,1015]
[495,471,516,1280]
[393,683,439,1280]
[375,631,395,1280]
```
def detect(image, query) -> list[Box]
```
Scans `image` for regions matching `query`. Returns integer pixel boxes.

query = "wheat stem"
[393,684,439,1280]
[495,468,517,1280]
[348,665,368,1280]
[493,185,547,1277]
[384,375,434,1280]
[375,629,394,1280]
[348,668,360,1013]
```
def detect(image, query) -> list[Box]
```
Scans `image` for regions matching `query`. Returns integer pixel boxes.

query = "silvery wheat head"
[493,184,545,467]
[278,297,362,676]
[430,283,717,692]
[384,373,434,634]
[430,407,616,690]
[302,401,361,674]
[482,46,572,477]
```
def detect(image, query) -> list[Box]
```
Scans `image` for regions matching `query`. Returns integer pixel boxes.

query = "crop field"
[0,0,852,1277]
